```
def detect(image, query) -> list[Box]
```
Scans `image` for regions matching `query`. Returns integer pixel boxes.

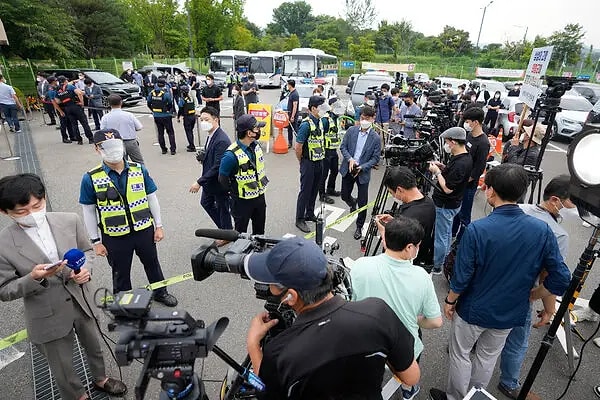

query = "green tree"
[188,0,244,56]
[67,0,133,58]
[284,34,301,51]
[375,19,416,59]
[311,38,340,56]
[438,25,472,56]
[266,1,314,41]
[584,45,594,69]
[344,0,376,31]
[548,23,585,68]
[306,16,354,52]
[349,36,375,61]
[0,0,83,59]
[413,36,443,55]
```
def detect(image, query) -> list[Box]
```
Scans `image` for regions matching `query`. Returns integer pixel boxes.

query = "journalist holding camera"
[244,236,420,399]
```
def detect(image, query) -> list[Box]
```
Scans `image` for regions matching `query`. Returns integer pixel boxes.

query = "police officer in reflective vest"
[226,70,234,98]
[53,75,94,144]
[79,129,178,307]
[319,99,342,205]
[294,96,329,233]
[218,115,268,234]
[177,85,198,152]
[147,78,177,155]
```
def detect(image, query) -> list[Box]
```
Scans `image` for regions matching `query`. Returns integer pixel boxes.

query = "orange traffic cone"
[273,128,289,154]
[495,127,503,155]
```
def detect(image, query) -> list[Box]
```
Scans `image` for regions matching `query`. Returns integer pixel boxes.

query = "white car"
[551,95,594,140]
[472,79,508,101]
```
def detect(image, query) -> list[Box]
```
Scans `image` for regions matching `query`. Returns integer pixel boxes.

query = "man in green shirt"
[351,216,442,400]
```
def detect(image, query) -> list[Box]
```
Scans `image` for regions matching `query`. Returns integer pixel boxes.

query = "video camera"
[368,85,384,98]
[384,137,436,168]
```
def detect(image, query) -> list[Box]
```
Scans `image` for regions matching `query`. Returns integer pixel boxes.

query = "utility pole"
[476,0,494,49]
[187,6,194,60]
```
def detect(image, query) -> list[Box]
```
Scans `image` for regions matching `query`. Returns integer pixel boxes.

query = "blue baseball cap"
[246,237,327,290]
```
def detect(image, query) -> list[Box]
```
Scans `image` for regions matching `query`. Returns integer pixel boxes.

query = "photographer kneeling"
[245,237,420,399]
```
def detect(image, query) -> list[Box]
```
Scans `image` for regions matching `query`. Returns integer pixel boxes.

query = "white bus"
[209,50,251,82]
[250,51,283,88]
[282,48,338,86]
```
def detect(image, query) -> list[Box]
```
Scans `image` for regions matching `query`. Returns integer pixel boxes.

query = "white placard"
[475,67,525,79]
[520,46,554,108]
[122,61,134,71]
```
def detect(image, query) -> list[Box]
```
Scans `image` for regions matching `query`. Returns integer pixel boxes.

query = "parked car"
[277,83,333,119]
[495,97,529,141]
[414,73,430,82]
[42,69,142,106]
[551,94,594,140]
[471,79,508,102]
[349,73,395,108]
[571,82,600,105]
[585,98,600,125]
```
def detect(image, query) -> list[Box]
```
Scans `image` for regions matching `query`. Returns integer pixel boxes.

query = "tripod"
[517,226,600,400]
[361,166,393,255]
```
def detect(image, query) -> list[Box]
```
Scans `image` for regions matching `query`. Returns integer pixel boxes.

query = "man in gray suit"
[0,174,127,400]
[339,105,381,240]
[84,78,104,131]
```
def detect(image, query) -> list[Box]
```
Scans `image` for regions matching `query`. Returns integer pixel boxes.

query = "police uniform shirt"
[79,161,158,205]
[258,296,415,400]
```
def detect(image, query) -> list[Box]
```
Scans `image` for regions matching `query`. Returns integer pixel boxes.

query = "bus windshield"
[284,55,315,76]
[210,56,233,73]
[250,57,274,74]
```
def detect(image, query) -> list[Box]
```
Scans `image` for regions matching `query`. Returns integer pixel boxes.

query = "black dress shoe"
[77,140,83,145]
[320,195,335,204]
[295,220,311,233]
[170,150,176,155]
[349,201,357,213]
[304,215,318,222]
[161,149,168,154]
[154,293,178,307]
[187,146,196,152]
[429,388,447,400]
[327,189,341,197]
[353,227,362,240]
[88,138,94,144]
[47,122,57,126]
[62,139,72,144]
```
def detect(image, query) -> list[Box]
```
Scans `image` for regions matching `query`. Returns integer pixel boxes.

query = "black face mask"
[404,101,411,106]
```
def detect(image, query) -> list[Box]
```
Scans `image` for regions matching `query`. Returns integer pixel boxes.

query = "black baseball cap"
[308,95,326,108]
[236,114,266,132]
[93,129,122,144]
[246,237,328,291]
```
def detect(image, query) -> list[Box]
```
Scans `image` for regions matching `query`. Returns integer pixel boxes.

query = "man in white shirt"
[100,94,145,164]
[0,173,127,400]
[0,74,24,133]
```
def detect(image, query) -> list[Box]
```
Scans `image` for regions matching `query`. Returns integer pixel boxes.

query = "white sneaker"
[572,307,600,322]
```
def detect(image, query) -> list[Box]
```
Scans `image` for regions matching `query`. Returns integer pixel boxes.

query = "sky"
[243,0,600,48]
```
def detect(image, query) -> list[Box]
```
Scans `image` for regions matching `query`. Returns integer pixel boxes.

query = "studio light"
[567,126,600,218]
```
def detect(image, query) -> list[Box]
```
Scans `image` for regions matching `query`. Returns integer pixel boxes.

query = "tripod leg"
[563,312,576,374]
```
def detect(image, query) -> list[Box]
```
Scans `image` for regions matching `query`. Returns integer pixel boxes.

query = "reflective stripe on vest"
[57,84,76,106]
[227,143,269,199]
[150,90,168,113]
[182,96,196,115]
[302,117,325,161]
[89,163,153,236]
[323,113,340,150]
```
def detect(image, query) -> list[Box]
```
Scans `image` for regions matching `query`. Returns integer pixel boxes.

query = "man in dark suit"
[190,106,233,243]
[84,78,104,131]
[340,105,381,240]
[0,174,127,400]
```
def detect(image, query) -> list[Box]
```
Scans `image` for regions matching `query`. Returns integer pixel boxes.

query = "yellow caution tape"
[0,329,28,351]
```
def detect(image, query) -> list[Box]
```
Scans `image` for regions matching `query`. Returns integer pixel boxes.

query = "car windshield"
[560,97,593,112]
[353,77,390,95]
[85,71,123,84]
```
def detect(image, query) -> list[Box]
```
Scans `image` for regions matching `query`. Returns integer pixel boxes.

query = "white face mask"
[13,206,47,228]
[99,139,124,163]
[360,120,372,130]
[463,122,473,132]
[317,105,330,118]
[232,90,239,96]
[558,200,579,222]
[366,100,375,106]
[443,142,452,154]
[200,120,213,132]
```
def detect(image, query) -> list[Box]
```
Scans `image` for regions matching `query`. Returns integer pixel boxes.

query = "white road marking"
[547,143,567,153]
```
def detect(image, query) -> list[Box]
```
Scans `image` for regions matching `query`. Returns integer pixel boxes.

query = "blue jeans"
[0,103,20,130]
[434,206,461,268]
[499,305,533,390]
[452,186,478,240]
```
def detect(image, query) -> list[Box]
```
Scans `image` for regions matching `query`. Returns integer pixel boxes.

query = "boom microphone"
[64,248,86,274]
[194,228,241,242]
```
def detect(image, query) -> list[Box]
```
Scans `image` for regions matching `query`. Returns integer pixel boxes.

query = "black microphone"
[194,228,241,242]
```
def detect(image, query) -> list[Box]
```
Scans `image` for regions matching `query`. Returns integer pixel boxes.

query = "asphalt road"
[0,87,598,400]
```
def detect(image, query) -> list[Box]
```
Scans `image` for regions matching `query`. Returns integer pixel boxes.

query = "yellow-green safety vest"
[227,142,269,199]
[302,116,325,161]
[323,113,340,150]
[88,163,153,236]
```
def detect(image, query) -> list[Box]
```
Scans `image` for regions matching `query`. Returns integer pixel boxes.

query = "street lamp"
[476,0,495,49]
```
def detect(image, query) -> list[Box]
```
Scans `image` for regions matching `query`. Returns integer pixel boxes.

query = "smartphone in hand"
[43,260,64,271]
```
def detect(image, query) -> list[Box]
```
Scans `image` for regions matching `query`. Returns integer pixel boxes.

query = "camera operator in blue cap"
[244,236,420,399]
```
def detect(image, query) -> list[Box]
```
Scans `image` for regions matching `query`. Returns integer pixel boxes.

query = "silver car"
[551,95,594,140]
[495,97,529,141]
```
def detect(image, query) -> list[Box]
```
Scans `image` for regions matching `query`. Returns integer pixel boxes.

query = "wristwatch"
[444,296,457,305]
[91,238,101,244]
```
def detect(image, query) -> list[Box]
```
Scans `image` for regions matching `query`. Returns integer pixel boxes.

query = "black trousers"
[484,111,498,131]
[341,173,369,228]
[64,103,93,140]
[102,225,168,296]
[231,194,267,234]
[90,108,103,130]
[287,115,298,144]
[154,116,176,151]
[319,149,339,196]
[58,112,78,141]
[183,115,196,148]
[296,159,323,221]
[43,102,56,124]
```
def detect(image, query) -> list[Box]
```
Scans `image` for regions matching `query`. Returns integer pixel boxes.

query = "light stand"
[517,125,600,400]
